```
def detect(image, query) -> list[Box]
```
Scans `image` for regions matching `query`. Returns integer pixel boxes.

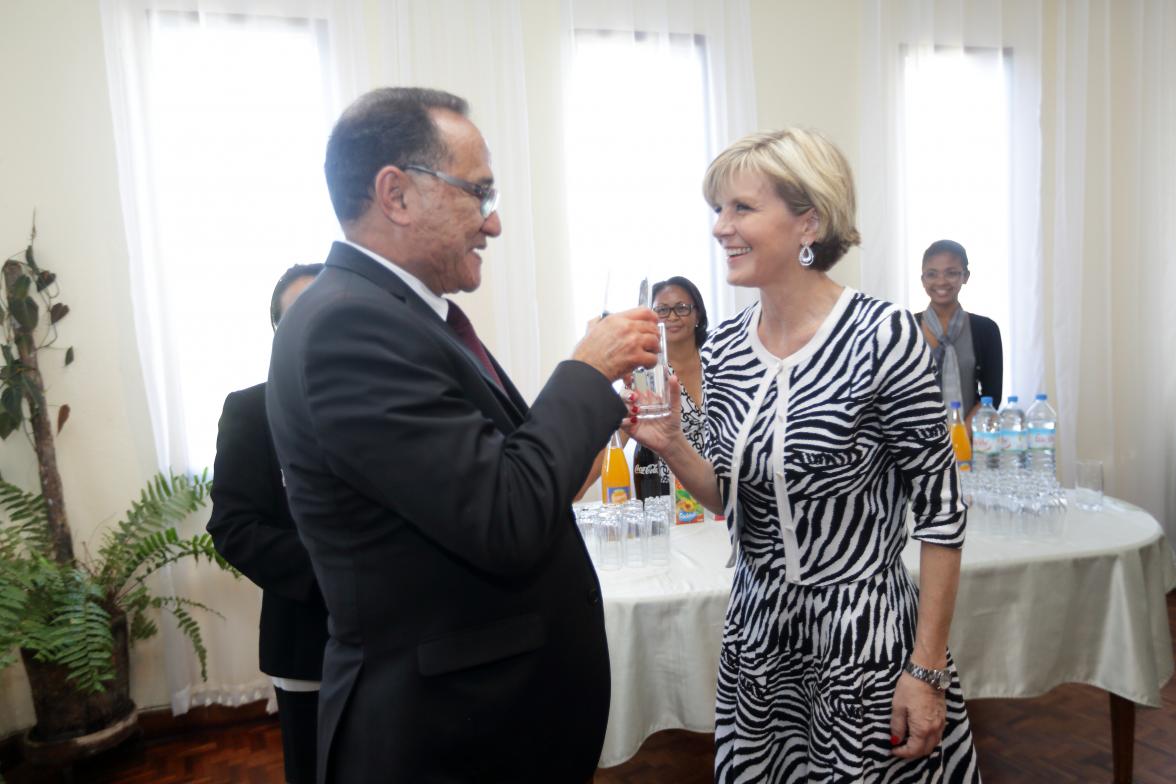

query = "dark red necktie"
[446,300,503,389]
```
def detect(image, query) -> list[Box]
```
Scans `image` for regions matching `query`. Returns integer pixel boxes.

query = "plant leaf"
[64,347,74,366]
[49,303,69,324]
[10,274,31,300]
[0,411,17,439]
[10,297,38,331]
[1,386,22,423]
[57,404,70,433]
[35,270,55,292]
[25,244,37,270]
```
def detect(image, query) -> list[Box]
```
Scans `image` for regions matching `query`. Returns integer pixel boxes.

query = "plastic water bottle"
[971,396,1001,473]
[1025,393,1058,477]
[998,396,1027,471]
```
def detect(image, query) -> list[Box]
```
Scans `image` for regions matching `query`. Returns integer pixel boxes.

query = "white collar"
[341,239,448,321]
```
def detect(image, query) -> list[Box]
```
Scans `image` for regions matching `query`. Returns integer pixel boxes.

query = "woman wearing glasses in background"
[915,240,1003,427]
[575,277,709,500]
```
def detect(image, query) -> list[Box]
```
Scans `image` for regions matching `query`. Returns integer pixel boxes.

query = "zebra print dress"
[702,288,980,783]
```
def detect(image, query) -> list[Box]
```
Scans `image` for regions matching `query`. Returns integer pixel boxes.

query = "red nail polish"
[630,416,638,424]
[890,735,902,746]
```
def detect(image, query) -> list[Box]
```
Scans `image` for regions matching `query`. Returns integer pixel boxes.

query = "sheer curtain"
[369,0,544,399]
[862,0,1176,540]
[1046,0,1176,542]
[560,0,758,331]
[859,0,1044,402]
[99,0,364,714]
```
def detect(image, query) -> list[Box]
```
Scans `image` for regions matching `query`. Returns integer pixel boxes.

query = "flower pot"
[19,611,135,744]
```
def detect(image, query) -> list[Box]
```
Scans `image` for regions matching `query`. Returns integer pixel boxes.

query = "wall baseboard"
[0,699,273,773]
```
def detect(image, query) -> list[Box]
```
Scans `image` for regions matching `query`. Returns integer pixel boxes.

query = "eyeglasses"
[921,268,965,282]
[653,303,695,319]
[404,164,500,219]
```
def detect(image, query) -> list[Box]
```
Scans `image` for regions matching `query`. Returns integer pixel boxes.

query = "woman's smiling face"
[711,171,816,289]
[921,251,969,307]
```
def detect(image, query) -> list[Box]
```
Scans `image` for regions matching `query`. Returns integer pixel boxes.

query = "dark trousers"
[274,687,319,784]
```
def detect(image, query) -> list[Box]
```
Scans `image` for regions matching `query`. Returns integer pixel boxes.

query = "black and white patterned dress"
[702,288,980,783]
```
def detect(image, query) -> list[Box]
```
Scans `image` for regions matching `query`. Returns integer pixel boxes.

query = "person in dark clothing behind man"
[207,263,327,784]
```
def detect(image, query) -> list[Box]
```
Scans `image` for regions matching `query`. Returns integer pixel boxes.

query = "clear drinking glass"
[596,506,624,571]
[1074,459,1104,511]
[574,505,601,564]
[631,276,671,419]
[623,506,649,567]
[645,496,671,565]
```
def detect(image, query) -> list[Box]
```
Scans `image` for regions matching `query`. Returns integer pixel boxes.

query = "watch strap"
[903,659,951,691]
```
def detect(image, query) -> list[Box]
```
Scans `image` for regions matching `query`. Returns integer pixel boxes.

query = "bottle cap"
[1007,395,1018,403]
[949,400,961,409]
[981,396,993,406]
[1036,393,1048,401]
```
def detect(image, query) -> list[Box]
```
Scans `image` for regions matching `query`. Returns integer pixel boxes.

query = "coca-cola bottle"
[633,444,669,501]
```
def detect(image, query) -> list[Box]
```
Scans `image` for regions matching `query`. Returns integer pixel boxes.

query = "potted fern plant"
[0,223,237,766]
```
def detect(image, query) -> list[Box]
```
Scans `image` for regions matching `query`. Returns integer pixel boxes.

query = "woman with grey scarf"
[914,239,1003,428]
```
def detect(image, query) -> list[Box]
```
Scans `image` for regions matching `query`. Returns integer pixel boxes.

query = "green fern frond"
[97,471,213,592]
[153,598,210,681]
[0,480,48,526]
[128,606,157,643]
[0,480,51,558]
[0,579,31,670]
[18,567,114,694]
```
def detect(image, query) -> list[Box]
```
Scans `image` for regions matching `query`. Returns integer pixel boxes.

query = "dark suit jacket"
[266,242,621,783]
[207,384,329,680]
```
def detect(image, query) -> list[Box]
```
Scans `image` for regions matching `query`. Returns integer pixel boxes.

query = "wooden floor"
[6,592,1175,783]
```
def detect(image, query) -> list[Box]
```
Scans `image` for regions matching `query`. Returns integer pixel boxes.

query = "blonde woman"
[627,129,980,782]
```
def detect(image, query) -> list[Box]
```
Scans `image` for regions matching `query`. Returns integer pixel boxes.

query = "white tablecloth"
[595,495,1176,768]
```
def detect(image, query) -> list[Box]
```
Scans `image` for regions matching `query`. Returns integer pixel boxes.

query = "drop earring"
[799,243,815,267]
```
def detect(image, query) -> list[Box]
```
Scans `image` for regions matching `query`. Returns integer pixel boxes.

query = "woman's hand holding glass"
[622,373,684,455]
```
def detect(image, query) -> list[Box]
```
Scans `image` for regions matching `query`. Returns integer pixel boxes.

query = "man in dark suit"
[208,263,328,784]
[266,87,659,783]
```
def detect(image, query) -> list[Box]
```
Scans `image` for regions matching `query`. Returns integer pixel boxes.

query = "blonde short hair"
[703,128,861,271]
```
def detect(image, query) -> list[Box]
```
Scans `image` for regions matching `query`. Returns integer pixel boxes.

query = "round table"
[595,495,1176,772]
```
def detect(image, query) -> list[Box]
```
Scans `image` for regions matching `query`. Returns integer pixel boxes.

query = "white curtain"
[99,0,365,715]
[368,0,545,399]
[98,0,574,715]
[1046,0,1176,542]
[862,0,1176,542]
[560,0,758,329]
[859,0,1044,402]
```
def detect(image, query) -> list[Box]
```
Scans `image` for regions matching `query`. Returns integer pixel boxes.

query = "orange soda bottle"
[948,400,972,472]
[600,432,632,504]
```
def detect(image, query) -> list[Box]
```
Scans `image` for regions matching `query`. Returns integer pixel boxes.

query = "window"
[564,30,721,331]
[901,46,1013,388]
[139,10,340,471]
